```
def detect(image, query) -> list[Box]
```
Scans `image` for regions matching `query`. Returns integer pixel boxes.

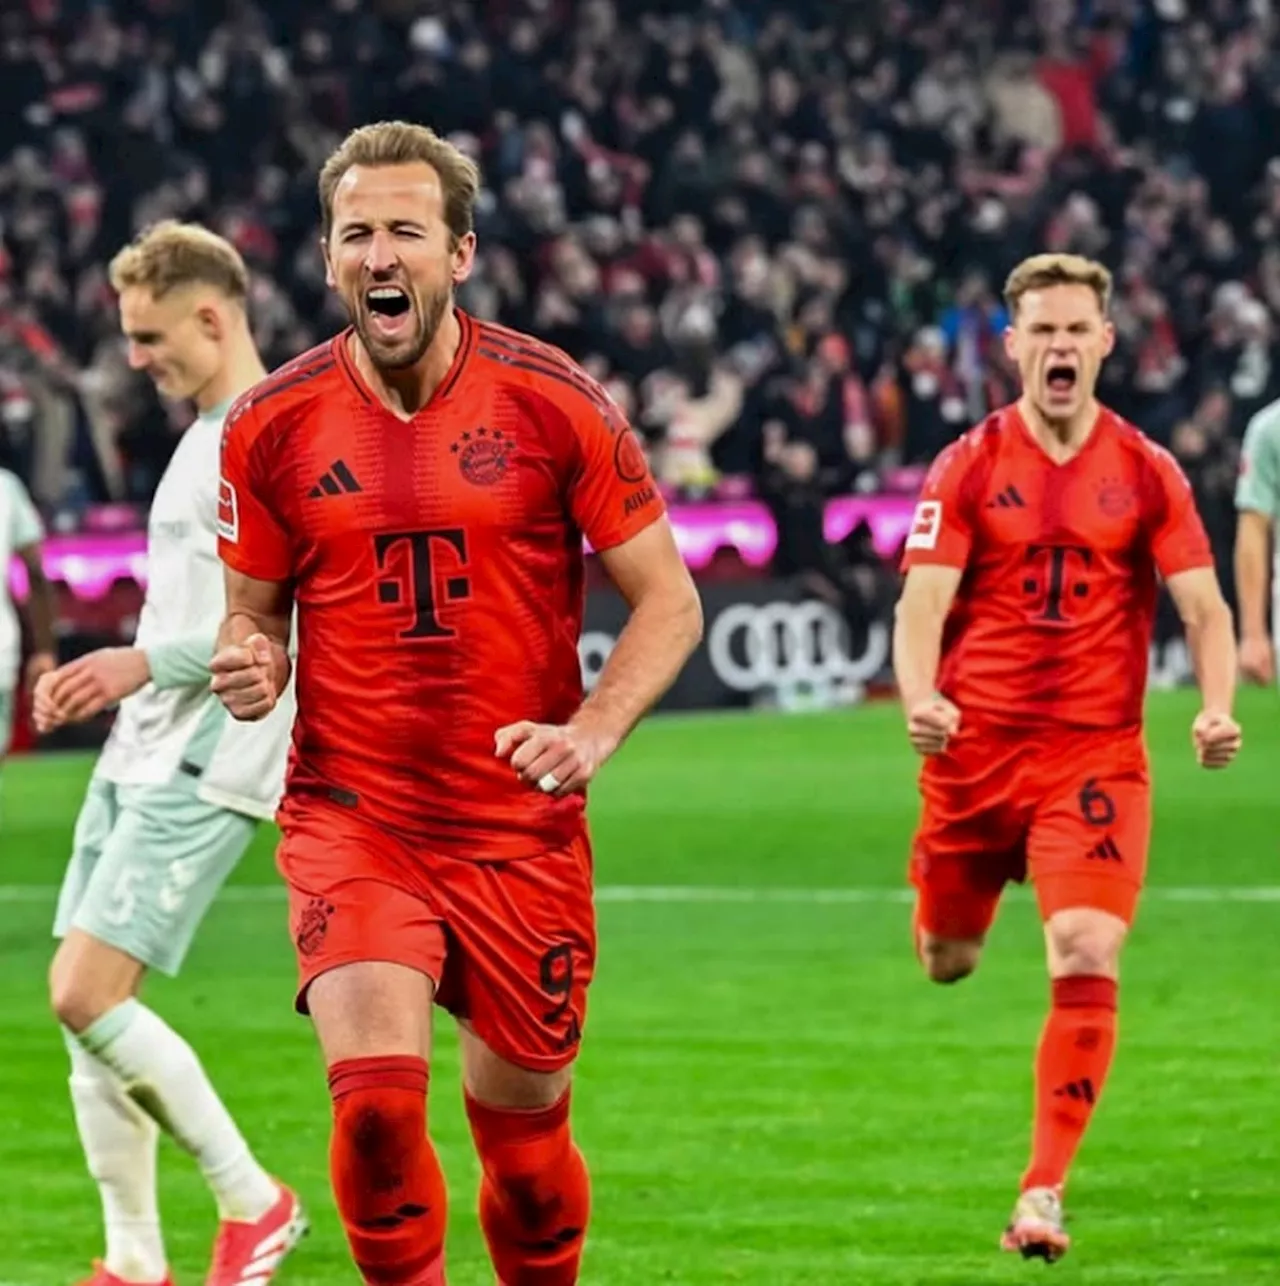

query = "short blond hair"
[108,220,249,303]
[1004,253,1112,318]
[318,120,481,244]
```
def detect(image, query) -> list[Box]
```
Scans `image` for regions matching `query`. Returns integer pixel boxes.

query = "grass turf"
[0,688,1276,1284]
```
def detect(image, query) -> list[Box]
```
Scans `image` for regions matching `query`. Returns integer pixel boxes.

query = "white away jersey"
[0,468,44,691]
[1236,397,1280,632]
[94,402,295,819]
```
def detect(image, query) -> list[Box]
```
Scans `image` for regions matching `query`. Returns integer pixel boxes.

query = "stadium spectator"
[2,0,1279,593]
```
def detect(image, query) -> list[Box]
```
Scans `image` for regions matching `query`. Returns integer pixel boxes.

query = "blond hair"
[108,220,249,303]
[1003,253,1113,318]
[318,120,481,244]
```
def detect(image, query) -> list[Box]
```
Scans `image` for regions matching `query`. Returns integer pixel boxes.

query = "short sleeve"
[2,470,44,549]
[217,400,294,581]
[1147,446,1213,577]
[1235,408,1280,517]
[562,388,666,552]
[900,440,976,571]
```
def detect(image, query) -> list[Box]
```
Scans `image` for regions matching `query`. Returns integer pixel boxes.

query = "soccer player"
[893,253,1241,1262]
[1234,393,1280,684]
[33,223,306,1286]
[210,121,703,1286]
[0,463,55,775]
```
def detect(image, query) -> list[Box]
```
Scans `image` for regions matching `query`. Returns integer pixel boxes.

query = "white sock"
[76,999,279,1223]
[66,1034,167,1283]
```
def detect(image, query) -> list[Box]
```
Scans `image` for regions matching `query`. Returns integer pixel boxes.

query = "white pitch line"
[1,884,1279,905]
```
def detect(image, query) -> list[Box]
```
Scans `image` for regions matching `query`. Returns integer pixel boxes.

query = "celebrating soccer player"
[893,253,1241,1261]
[34,224,306,1285]
[1234,393,1280,685]
[211,121,703,1285]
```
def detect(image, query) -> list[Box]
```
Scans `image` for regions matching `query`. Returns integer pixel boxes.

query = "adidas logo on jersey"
[985,485,1027,509]
[309,460,362,498]
[1086,835,1122,862]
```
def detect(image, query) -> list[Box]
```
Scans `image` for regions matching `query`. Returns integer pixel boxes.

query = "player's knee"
[920,936,982,984]
[1045,909,1126,977]
[342,1096,421,1166]
[48,957,124,1034]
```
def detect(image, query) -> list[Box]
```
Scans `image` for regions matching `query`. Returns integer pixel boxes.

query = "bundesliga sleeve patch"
[217,477,239,542]
[906,499,942,550]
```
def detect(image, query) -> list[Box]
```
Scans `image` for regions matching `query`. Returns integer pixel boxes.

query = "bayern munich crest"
[452,427,514,486]
[1096,477,1135,518]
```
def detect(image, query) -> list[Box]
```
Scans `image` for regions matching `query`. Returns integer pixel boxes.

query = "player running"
[893,253,1241,1262]
[1234,393,1280,684]
[0,462,55,781]
[210,121,703,1285]
[34,223,306,1286]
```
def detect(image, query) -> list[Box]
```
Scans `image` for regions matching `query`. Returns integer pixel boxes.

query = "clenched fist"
[1191,710,1241,770]
[905,694,961,756]
[210,633,290,721]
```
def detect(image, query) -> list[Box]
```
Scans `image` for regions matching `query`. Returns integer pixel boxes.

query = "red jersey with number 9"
[900,403,1213,731]
[217,312,665,858]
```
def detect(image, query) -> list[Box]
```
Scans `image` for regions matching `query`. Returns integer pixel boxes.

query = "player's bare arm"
[34,627,237,732]
[496,517,702,796]
[15,540,56,690]
[210,569,294,721]
[1233,509,1274,684]
[33,648,151,733]
[892,564,963,755]
[1164,567,1241,768]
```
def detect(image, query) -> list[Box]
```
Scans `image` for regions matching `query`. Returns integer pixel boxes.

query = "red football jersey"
[900,403,1213,730]
[217,312,666,858]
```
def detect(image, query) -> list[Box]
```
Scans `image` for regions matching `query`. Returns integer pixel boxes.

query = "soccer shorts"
[910,723,1151,939]
[52,774,257,974]
[277,798,596,1074]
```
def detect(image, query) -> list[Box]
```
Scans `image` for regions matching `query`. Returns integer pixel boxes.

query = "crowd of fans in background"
[3,0,1279,608]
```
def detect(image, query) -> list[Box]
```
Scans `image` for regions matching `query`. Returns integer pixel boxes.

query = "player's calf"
[465,1090,590,1286]
[1020,908,1126,1198]
[461,1028,590,1286]
[329,1056,448,1285]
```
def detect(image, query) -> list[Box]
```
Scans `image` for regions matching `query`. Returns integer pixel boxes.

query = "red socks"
[328,1059,589,1284]
[329,1055,448,1285]
[1022,975,1119,1192]
[465,1090,590,1286]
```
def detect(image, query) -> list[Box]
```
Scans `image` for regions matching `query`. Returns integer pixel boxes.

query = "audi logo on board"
[707,601,889,690]
[578,593,890,699]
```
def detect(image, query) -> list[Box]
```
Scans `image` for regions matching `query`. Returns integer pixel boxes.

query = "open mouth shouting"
[365,284,414,342]
[1044,362,1078,401]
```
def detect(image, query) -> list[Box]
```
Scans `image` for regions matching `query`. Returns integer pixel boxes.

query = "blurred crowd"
[2,0,1278,604]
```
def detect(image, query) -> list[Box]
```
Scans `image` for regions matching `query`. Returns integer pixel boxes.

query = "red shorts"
[910,723,1151,940]
[277,800,596,1073]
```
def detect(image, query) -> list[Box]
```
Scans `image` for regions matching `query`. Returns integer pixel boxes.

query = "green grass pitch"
[0,689,1276,1284]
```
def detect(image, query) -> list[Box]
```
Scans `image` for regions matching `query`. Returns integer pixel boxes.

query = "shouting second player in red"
[894,253,1241,1261]
[209,122,702,1285]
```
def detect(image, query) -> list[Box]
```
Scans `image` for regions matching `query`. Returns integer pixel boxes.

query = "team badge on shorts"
[295,896,335,957]
[452,427,514,486]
